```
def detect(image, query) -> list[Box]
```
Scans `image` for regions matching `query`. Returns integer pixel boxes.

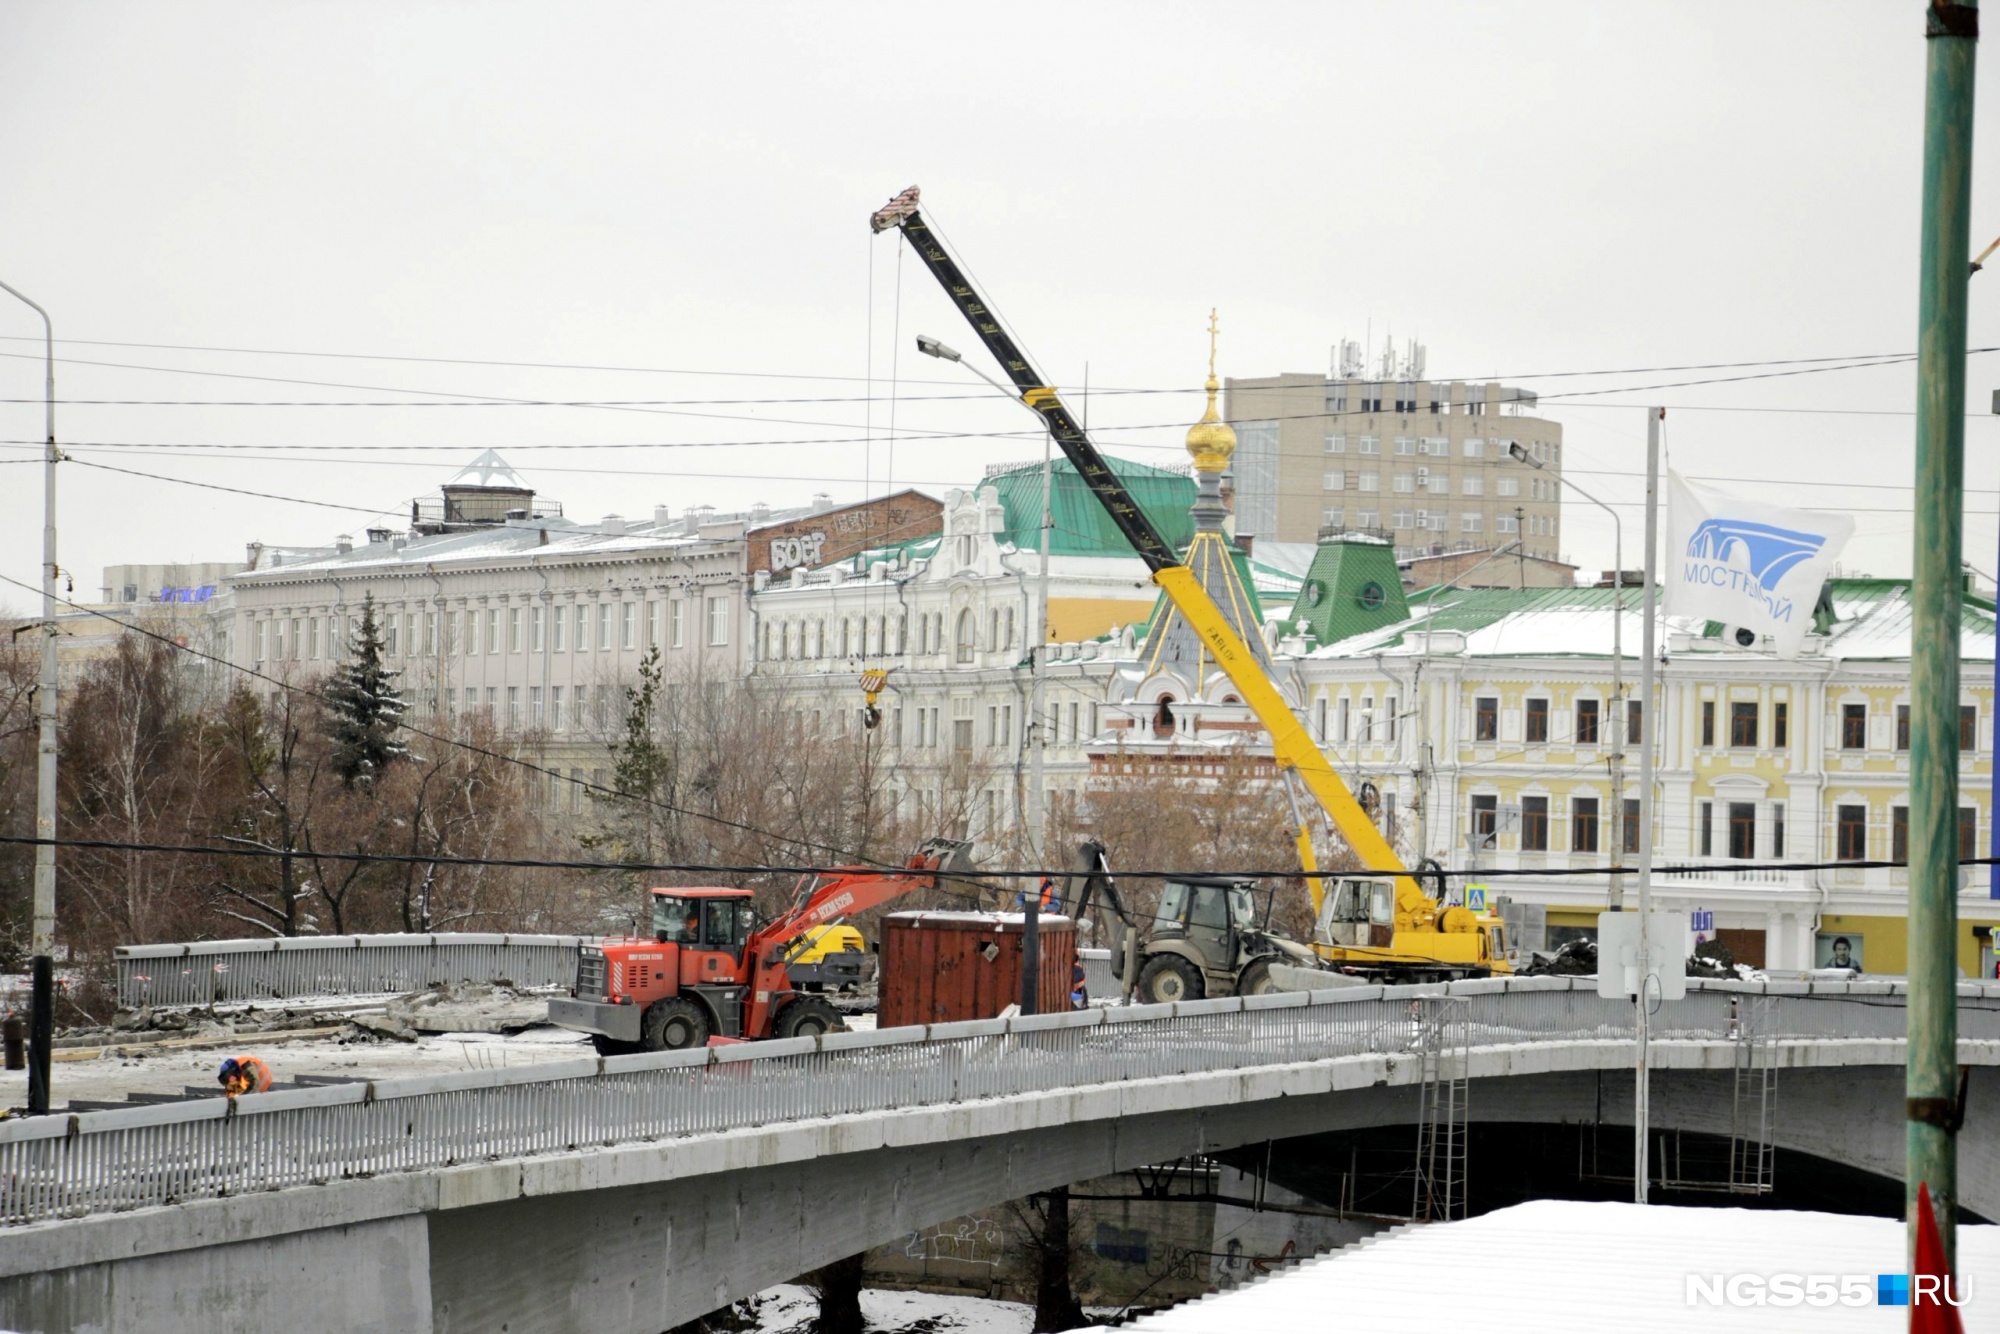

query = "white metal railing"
[6,977,1995,1228]
[114,933,583,1008]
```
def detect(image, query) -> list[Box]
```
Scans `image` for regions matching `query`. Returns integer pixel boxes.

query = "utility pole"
[1908,0,1977,1268]
[0,279,56,1117]
[1026,400,1053,866]
[1634,406,1663,1204]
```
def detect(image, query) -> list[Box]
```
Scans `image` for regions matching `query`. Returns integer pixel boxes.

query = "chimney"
[365,528,392,546]
[601,514,626,536]
[653,505,671,527]
[811,491,833,514]
[335,534,353,555]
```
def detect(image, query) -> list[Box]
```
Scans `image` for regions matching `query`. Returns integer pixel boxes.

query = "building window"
[1392,473,1414,493]
[1496,477,1518,497]
[1773,700,1787,748]
[1359,696,1374,744]
[1324,471,1346,491]
[954,610,976,664]
[1699,700,1714,747]
[1358,435,1380,454]
[1842,704,1867,750]
[1893,804,1909,863]
[551,605,566,652]
[1385,694,1398,743]
[1323,507,1345,527]
[1728,801,1756,860]
[1521,796,1549,852]
[1836,804,1868,861]
[1474,696,1498,742]
[506,686,521,729]
[1571,797,1600,853]
[1963,704,1980,751]
[529,607,545,654]
[1625,699,1642,746]
[645,601,659,647]
[1772,802,1785,857]
[1357,509,1378,527]
[1525,698,1549,744]
[378,615,393,657]
[530,687,544,726]
[1699,801,1713,856]
[1623,798,1640,854]
[1462,475,1484,496]
[670,599,686,648]
[1897,704,1911,751]
[1575,699,1600,745]
[1325,434,1345,454]
[550,685,564,731]
[1730,701,1759,749]
[599,603,614,651]
[706,596,729,646]
[1394,437,1415,456]
[1358,473,1380,492]
[1962,806,1979,862]
[1392,510,1413,530]
[1461,512,1483,533]
[1464,438,1485,457]
[1469,794,1497,849]
[1337,698,1350,743]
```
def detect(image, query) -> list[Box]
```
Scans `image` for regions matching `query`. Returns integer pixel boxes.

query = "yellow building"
[1292,566,2000,976]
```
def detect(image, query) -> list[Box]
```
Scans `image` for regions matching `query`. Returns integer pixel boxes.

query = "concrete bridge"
[3,977,1997,1334]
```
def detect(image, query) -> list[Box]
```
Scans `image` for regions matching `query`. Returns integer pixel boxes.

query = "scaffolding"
[1411,995,1471,1222]
[1655,995,1777,1195]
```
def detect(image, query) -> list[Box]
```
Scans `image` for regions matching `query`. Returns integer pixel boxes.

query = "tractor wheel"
[773,996,843,1040]
[640,998,711,1052]
[1236,958,1280,996]
[589,1033,639,1058]
[1137,954,1204,1005]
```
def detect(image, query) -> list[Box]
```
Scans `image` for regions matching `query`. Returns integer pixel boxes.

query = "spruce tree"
[327,593,407,788]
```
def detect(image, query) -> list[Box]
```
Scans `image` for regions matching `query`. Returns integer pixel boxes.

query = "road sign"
[1467,885,1488,912]
[1597,911,1687,1001]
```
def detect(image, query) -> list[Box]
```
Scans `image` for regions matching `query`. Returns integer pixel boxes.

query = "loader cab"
[1154,877,1258,957]
[651,888,758,982]
[1316,877,1397,949]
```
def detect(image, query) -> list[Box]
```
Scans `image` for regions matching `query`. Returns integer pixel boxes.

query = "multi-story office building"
[1224,349,1565,558]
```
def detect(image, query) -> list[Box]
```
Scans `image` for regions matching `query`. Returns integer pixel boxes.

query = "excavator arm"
[870,187,1416,906]
[748,837,976,961]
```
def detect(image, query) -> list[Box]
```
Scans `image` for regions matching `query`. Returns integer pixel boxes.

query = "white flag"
[1665,472,1854,657]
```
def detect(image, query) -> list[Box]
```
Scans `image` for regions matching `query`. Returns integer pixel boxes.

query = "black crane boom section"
[870,189,1179,572]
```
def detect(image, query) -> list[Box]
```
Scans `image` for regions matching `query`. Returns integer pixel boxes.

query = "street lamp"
[0,278,57,1115]
[918,333,1057,1014]
[1508,441,1628,910]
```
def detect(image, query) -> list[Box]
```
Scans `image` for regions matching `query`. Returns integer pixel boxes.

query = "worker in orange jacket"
[217,1055,272,1097]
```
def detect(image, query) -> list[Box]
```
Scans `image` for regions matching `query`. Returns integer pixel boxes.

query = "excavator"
[1057,839,1320,1001]
[870,187,1507,984]
[550,838,975,1052]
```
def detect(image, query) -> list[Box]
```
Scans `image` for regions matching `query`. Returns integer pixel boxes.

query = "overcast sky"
[1,2,1997,609]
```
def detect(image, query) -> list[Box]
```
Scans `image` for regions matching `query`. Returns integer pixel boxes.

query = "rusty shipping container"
[878,911,1078,1029]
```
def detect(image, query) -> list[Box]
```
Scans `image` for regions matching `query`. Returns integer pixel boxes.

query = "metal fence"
[8,976,1995,1228]
[113,933,583,1008]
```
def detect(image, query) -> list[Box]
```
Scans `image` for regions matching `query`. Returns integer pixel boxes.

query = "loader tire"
[641,998,711,1052]
[1137,954,1204,1004]
[773,996,843,1040]
[1236,958,1280,996]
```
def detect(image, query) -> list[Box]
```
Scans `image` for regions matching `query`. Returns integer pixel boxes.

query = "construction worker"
[217,1055,272,1097]
[1070,957,1088,1010]
[1016,876,1059,913]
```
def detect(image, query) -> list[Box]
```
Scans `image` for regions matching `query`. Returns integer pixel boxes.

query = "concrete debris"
[350,1014,419,1043]
[383,982,554,1035]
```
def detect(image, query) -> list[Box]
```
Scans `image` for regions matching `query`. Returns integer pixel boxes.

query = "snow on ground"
[725,1284,1031,1334]
[1092,1200,2000,1332]
[0,1019,597,1108]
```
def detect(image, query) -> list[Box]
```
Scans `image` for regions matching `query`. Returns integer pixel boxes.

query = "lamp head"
[1508,442,1544,469]
[915,335,961,363]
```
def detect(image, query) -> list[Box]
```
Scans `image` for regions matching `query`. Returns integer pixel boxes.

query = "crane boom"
[870,186,1416,903]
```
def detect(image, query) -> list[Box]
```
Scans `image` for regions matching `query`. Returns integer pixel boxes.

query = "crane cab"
[1316,877,1397,949]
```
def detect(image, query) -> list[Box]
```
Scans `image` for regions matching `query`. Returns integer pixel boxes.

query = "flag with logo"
[1666,472,1854,657]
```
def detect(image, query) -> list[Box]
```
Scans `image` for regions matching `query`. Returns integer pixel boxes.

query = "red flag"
[1912,1182,1964,1334]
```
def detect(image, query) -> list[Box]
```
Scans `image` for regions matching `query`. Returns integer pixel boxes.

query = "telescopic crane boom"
[869,186,1416,907]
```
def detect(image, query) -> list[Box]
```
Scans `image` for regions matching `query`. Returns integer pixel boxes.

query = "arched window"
[955,609,976,664]
[1153,695,1176,736]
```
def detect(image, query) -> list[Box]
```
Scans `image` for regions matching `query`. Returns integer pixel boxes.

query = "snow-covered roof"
[1305,580,1997,664]
[1100,1200,1998,1333]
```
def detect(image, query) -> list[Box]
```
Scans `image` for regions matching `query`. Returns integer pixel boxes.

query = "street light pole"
[0,278,57,1116]
[1510,444,1626,909]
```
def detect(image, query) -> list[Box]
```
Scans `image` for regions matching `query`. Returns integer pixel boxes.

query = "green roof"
[985,454,1195,557]
[1288,538,1409,645]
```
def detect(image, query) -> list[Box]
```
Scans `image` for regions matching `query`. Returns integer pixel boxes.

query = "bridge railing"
[5,976,1995,1227]
[113,933,583,1008]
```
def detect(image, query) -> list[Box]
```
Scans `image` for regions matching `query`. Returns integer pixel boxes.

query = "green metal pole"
[1909,0,1978,1270]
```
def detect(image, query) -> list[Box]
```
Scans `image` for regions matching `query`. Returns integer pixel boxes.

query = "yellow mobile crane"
[870,187,1507,982]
